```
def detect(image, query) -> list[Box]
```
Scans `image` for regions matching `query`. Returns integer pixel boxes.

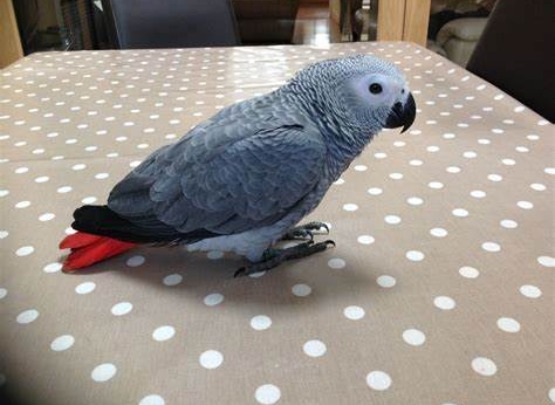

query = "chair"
[466,0,555,122]
[101,0,240,49]
[232,0,300,45]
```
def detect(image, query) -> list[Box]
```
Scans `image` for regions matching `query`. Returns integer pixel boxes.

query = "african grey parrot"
[60,55,416,276]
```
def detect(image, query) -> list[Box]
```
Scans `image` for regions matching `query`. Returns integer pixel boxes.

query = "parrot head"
[292,54,416,135]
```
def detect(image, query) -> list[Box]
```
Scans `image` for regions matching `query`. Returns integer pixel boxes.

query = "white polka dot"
[72,163,86,171]
[81,196,97,204]
[328,258,346,269]
[402,329,426,346]
[206,250,224,260]
[152,326,176,341]
[204,293,224,306]
[111,302,133,316]
[333,178,345,185]
[500,219,518,229]
[430,228,448,238]
[545,167,555,175]
[16,246,34,256]
[428,181,444,189]
[357,235,375,245]
[343,203,358,212]
[434,296,456,310]
[549,388,555,403]
[384,215,401,224]
[407,197,423,206]
[292,283,311,297]
[482,242,501,252]
[250,315,272,331]
[15,201,31,209]
[50,335,75,351]
[409,159,423,166]
[519,284,541,298]
[459,266,479,279]
[163,273,183,286]
[57,186,72,193]
[488,174,503,182]
[0,190,9,198]
[248,271,266,279]
[354,165,367,171]
[471,357,497,376]
[366,371,392,391]
[530,183,546,191]
[427,145,440,152]
[516,201,534,210]
[367,187,383,195]
[16,309,39,324]
[452,208,469,217]
[34,176,49,183]
[39,213,55,221]
[91,363,117,382]
[501,159,516,166]
[15,167,29,174]
[377,275,396,288]
[255,384,281,405]
[75,281,96,294]
[463,151,477,159]
[497,317,520,333]
[126,255,145,267]
[0,288,7,299]
[446,166,461,173]
[303,340,327,357]
[43,262,62,273]
[389,172,403,180]
[95,172,109,179]
[344,306,365,320]
[0,230,8,239]
[199,350,223,369]
[537,256,555,267]
[470,190,486,198]
[374,152,387,159]
[139,394,165,405]
[406,250,425,261]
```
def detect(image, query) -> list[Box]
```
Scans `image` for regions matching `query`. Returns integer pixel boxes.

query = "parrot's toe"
[281,221,330,242]
[234,239,335,278]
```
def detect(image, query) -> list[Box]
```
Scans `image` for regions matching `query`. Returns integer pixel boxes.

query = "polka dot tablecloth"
[0,43,553,405]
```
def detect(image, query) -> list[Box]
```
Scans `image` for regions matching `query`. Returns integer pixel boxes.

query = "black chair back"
[466,0,555,122]
[101,0,240,49]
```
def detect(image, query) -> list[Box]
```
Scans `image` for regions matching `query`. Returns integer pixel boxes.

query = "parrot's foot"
[234,240,335,277]
[281,221,330,242]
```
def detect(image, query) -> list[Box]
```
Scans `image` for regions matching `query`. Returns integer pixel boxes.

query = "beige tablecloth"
[0,42,553,405]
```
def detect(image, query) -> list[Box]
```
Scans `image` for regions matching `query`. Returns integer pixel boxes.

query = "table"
[0,42,553,405]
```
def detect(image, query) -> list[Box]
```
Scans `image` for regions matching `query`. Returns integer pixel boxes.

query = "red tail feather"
[60,232,137,271]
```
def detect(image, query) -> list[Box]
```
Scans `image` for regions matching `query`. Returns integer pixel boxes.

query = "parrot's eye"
[369,83,383,94]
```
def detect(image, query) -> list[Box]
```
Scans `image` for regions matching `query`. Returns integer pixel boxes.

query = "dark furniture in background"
[101,0,240,49]
[467,0,555,122]
[232,0,300,44]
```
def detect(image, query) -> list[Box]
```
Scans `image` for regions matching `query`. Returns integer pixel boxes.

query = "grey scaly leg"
[234,240,335,277]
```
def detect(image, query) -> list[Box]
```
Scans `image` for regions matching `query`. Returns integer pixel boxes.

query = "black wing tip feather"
[72,205,221,244]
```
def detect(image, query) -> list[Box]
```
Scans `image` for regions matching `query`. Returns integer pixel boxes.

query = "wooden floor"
[292,2,342,45]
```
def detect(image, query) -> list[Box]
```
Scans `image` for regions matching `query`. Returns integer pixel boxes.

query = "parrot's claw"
[281,221,330,241]
[234,239,335,278]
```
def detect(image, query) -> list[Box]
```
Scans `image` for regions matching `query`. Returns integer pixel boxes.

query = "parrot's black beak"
[385,93,416,133]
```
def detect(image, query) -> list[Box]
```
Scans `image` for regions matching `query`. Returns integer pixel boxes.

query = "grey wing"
[107,123,327,240]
